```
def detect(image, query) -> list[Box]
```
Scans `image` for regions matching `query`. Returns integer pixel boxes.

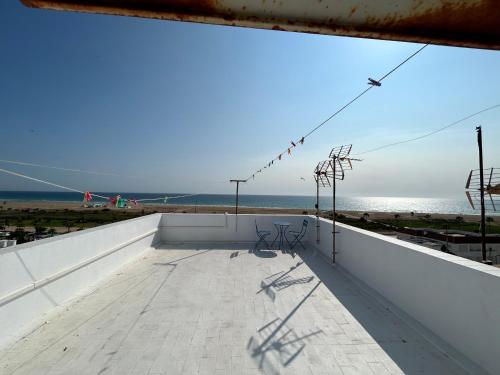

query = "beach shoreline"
[2,200,499,241]
[1,200,497,224]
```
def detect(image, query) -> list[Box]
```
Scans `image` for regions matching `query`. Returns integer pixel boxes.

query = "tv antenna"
[464,126,499,265]
[314,144,360,263]
[314,159,333,248]
[465,168,500,212]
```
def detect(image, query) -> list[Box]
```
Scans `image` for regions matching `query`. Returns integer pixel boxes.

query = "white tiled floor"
[0,244,470,374]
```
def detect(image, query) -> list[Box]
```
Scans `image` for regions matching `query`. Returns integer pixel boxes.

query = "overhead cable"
[355,103,500,156]
[244,43,429,181]
[0,159,124,177]
[0,166,202,202]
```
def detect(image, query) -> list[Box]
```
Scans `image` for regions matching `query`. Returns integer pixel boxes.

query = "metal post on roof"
[316,175,320,244]
[332,158,337,262]
[465,127,500,265]
[314,160,332,246]
[474,126,495,265]
[476,126,488,263]
[329,145,361,263]
[315,178,319,243]
[314,146,360,263]
[230,179,246,215]
[230,178,246,233]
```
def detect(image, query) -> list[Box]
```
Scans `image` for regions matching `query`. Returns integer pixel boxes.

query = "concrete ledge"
[308,216,500,375]
[159,213,307,243]
[2,213,499,374]
[0,214,161,349]
[0,229,157,307]
[160,213,228,227]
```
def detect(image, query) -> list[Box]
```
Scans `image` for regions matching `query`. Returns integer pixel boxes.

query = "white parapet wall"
[159,213,308,243]
[0,213,161,349]
[2,212,499,374]
[308,216,500,375]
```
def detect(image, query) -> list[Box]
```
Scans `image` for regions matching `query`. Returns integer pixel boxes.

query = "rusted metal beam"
[20,1,500,50]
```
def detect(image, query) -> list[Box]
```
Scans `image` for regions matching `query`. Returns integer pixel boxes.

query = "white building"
[0,213,499,374]
[397,229,500,264]
[0,239,16,249]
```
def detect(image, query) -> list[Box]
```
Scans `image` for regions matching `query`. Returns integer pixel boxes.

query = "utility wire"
[245,43,429,182]
[0,167,84,193]
[302,86,373,139]
[0,167,109,199]
[355,103,500,156]
[377,44,429,82]
[0,159,125,177]
[0,166,203,202]
[136,193,201,202]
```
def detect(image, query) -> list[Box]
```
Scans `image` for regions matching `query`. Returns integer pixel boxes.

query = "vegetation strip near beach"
[1,201,499,244]
[335,211,500,234]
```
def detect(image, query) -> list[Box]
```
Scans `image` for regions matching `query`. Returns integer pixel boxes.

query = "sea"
[0,191,491,216]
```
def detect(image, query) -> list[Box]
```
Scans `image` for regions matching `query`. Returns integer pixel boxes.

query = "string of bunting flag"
[244,43,429,182]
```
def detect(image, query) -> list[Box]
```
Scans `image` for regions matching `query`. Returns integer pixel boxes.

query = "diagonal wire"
[0,159,126,177]
[245,43,429,182]
[355,103,500,156]
[0,166,203,202]
[0,167,108,199]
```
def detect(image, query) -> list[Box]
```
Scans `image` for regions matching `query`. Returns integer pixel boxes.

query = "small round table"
[271,221,291,252]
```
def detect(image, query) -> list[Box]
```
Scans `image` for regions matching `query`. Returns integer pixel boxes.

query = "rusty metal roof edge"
[19,1,500,50]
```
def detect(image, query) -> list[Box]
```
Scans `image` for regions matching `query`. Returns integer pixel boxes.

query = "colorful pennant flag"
[117,197,126,208]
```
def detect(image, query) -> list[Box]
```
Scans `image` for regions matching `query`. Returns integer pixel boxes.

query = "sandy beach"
[0,200,309,215]
[1,200,498,224]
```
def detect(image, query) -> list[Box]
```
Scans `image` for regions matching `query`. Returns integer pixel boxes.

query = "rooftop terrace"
[1,213,499,374]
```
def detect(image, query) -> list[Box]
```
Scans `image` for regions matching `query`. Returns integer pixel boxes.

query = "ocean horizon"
[0,191,490,216]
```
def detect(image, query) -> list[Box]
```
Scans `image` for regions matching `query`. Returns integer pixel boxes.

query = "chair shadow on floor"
[248,281,323,373]
[257,261,306,301]
[250,248,277,258]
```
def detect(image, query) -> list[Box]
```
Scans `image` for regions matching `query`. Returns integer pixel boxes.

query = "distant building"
[0,239,17,249]
[397,228,500,264]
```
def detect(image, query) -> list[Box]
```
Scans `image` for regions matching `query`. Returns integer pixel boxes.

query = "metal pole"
[230,179,245,215]
[332,158,336,264]
[316,175,320,244]
[476,126,490,264]
[445,224,449,251]
[235,181,239,215]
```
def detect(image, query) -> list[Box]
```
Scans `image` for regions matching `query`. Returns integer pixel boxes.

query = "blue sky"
[1,1,499,198]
